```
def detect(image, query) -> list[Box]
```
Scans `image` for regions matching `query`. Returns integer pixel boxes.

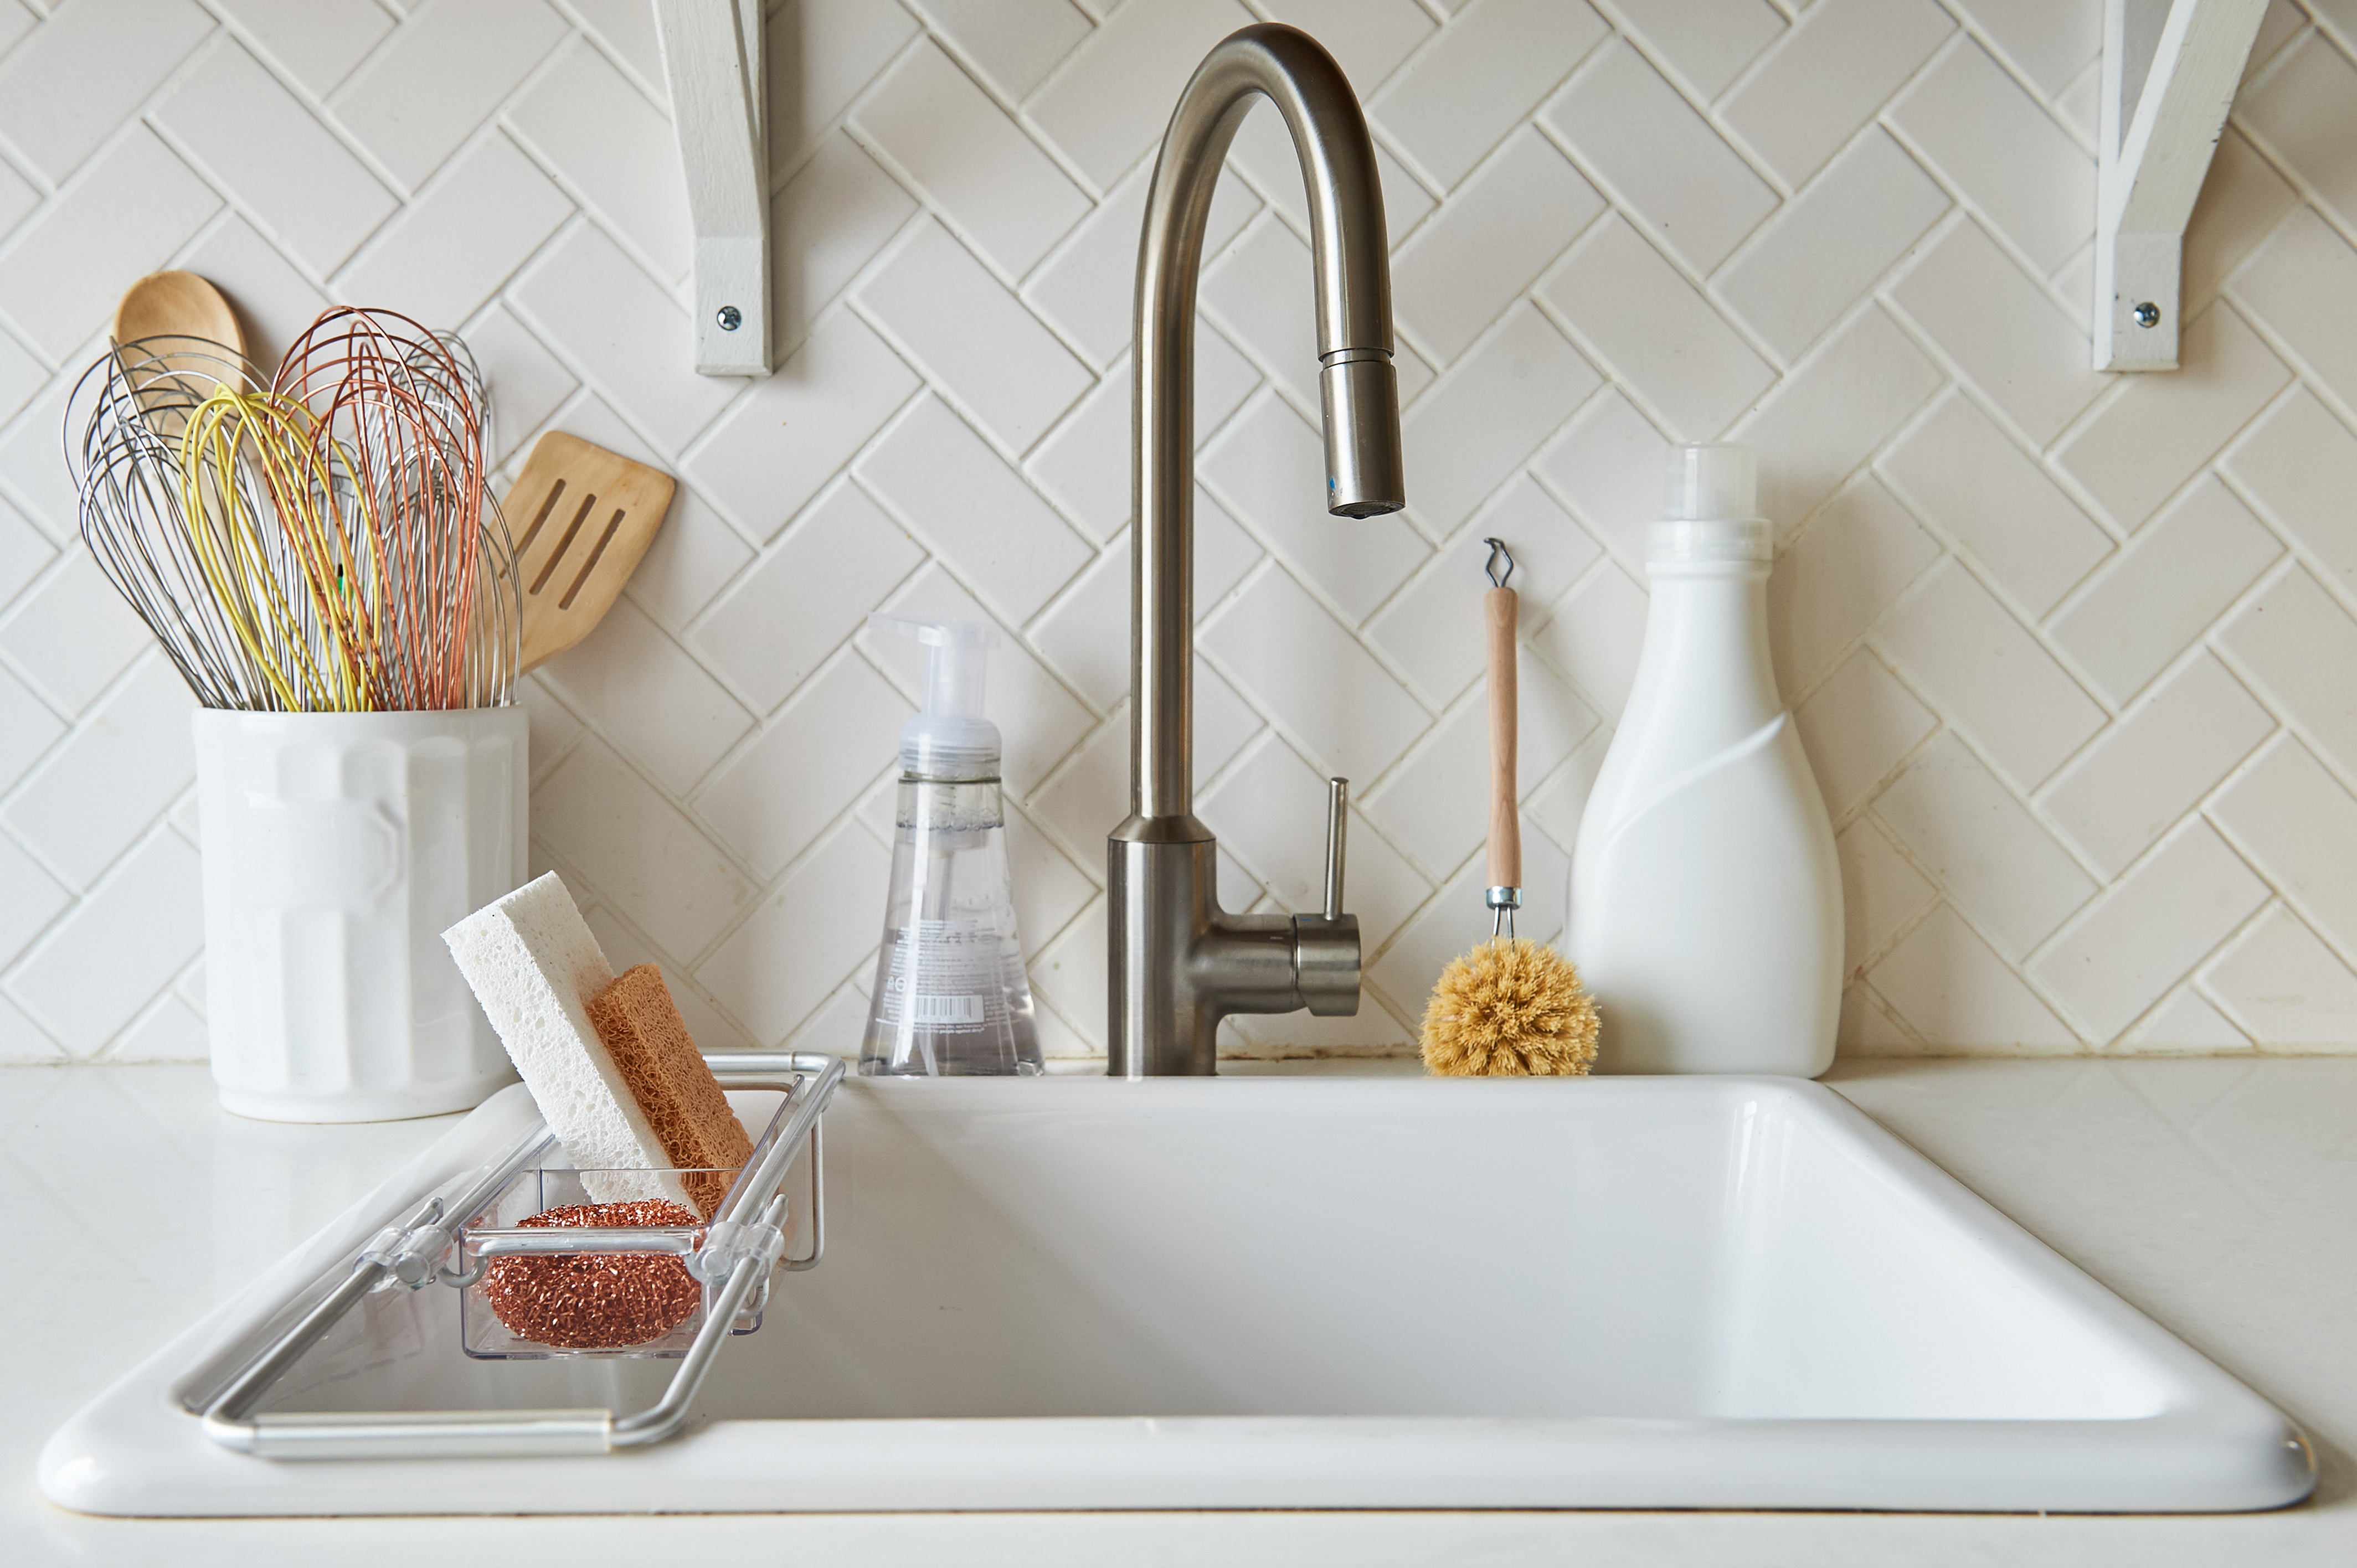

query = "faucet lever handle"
[1322,777,1347,919]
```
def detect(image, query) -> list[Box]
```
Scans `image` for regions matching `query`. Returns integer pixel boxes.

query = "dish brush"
[1421,540,1599,1076]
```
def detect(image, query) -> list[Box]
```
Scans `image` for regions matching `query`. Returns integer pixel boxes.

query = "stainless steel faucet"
[1108,24,1407,1077]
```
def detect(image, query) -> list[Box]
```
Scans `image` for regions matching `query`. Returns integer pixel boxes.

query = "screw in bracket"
[716,305,743,332]
[2133,302,2160,328]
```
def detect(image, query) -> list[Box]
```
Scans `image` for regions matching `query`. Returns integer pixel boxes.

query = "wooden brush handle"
[1485,585,1520,889]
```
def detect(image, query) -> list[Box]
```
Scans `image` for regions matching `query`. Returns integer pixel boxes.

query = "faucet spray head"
[1319,350,1406,518]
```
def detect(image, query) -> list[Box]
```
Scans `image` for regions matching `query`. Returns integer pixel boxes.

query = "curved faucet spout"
[1110,24,1403,1076]
[1129,22,1405,828]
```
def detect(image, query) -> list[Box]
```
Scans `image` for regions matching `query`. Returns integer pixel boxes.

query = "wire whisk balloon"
[68,309,518,711]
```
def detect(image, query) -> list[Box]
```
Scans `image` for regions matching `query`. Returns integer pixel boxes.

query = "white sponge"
[443,872,683,1207]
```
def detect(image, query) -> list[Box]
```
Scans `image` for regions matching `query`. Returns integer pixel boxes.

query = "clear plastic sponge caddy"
[861,616,1041,1076]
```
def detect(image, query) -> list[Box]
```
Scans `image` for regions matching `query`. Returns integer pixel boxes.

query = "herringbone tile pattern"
[1,0,2354,1065]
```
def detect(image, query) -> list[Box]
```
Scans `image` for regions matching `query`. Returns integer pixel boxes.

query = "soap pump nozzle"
[869,614,1002,780]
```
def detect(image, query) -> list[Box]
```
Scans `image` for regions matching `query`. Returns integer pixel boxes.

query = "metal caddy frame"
[197,1052,845,1461]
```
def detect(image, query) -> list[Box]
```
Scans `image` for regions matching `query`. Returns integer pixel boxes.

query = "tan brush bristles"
[1421,567,1599,1076]
[1422,936,1599,1076]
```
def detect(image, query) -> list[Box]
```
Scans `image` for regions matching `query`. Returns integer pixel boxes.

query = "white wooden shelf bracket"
[2096,0,2268,370]
[655,0,771,376]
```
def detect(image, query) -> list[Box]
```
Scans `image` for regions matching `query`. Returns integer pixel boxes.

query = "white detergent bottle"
[1567,443,1841,1076]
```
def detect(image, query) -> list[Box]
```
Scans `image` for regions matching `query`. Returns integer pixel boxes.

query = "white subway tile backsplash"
[1792,648,1934,817]
[214,0,391,99]
[2232,208,2357,419]
[503,38,688,282]
[907,0,1092,102]
[1720,0,1952,189]
[1874,730,2094,960]
[0,548,155,714]
[855,394,1092,622]
[1886,38,2092,275]
[696,652,908,880]
[337,133,572,332]
[770,132,918,358]
[1534,387,1666,570]
[331,0,565,193]
[1023,153,1257,368]
[0,818,68,968]
[1718,128,1948,365]
[6,0,2356,1060]
[1734,305,1943,530]
[1396,129,1601,367]
[1835,817,1936,978]
[1538,214,1773,439]
[1879,390,2112,618]
[694,480,923,713]
[532,738,756,958]
[1403,302,1599,532]
[2050,476,2280,706]
[5,828,200,1055]
[1200,565,1431,783]
[1766,475,1940,695]
[1028,0,1252,192]
[0,127,221,360]
[852,39,1089,278]
[1613,0,1784,101]
[2212,738,2357,963]
[1529,558,1648,720]
[510,222,739,454]
[2225,388,2357,601]
[1542,37,1776,275]
[695,820,891,1044]
[1875,560,2106,788]
[1376,0,1606,191]
[2045,653,2274,879]
[2035,822,2269,1042]
[1867,901,2078,1049]
[155,39,397,277]
[2237,31,2357,238]
[0,0,208,183]
[770,0,920,172]
[855,219,1092,455]
[0,654,192,889]
[2059,303,2292,532]
[685,308,919,539]
[1198,389,1428,622]
[2205,904,2357,1047]
[541,599,754,796]
[1887,219,2104,447]
[1368,652,1594,876]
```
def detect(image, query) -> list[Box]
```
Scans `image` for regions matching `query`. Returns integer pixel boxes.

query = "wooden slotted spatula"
[505,431,675,671]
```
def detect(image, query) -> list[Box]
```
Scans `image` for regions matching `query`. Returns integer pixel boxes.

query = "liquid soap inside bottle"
[860,617,1041,1076]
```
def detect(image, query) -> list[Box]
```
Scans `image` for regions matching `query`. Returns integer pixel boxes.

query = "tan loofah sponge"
[584,965,753,1218]
[1421,936,1599,1077]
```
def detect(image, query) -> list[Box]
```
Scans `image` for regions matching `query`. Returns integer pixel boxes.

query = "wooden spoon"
[504,431,676,672]
[111,271,249,428]
[111,269,243,357]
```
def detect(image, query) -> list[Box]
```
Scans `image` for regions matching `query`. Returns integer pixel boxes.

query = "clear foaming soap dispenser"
[860,616,1042,1076]
[1566,443,1841,1076]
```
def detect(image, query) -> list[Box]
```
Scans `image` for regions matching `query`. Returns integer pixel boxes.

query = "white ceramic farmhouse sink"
[42,1075,2314,1515]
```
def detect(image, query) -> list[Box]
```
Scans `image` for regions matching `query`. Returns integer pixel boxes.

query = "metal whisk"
[68,310,518,711]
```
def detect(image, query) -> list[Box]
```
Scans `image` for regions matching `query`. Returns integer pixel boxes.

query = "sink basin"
[42,1075,2313,1514]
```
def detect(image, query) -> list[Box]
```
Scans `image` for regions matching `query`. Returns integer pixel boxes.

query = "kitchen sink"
[40,1074,2314,1514]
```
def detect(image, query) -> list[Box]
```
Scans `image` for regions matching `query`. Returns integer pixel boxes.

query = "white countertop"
[8,1056,2354,1566]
